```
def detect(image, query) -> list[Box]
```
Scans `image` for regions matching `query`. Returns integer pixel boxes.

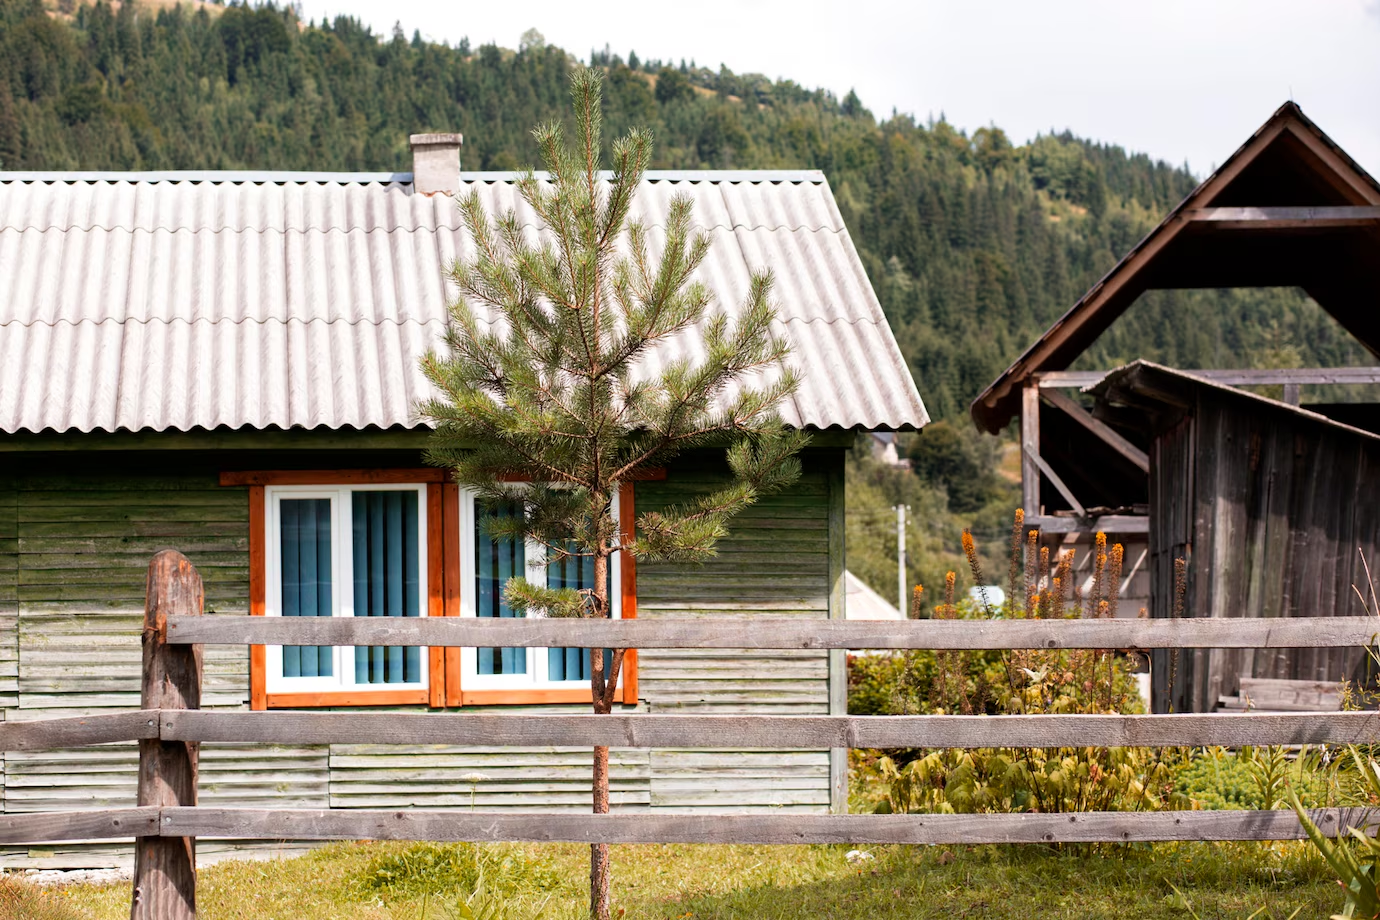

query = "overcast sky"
[295,0,1380,179]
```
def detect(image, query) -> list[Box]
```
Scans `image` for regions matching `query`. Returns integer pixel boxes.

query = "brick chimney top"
[410,133,463,195]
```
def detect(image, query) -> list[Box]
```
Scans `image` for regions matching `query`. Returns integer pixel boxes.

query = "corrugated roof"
[0,171,927,435]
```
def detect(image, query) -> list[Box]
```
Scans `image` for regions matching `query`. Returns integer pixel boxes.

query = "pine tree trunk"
[590,551,613,920]
[590,743,612,920]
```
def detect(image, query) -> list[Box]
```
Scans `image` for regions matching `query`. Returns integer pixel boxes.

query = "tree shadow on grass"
[636,846,1341,920]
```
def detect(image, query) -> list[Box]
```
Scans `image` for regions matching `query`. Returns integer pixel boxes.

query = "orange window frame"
[230,470,639,710]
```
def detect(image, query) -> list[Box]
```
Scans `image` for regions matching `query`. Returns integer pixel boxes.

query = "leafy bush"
[1176,747,1338,811]
[873,521,1184,819]
[1293,746,1380,919]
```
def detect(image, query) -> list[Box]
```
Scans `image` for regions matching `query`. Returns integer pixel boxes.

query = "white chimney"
[410,133,463,195]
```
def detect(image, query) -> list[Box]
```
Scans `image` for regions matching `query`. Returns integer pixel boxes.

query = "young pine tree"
[419,67,805,920]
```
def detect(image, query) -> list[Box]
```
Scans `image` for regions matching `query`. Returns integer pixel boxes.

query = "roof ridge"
[0,168,828,185]
[0,316,452,330]
[0,313,890,330]
[0,221,847,235]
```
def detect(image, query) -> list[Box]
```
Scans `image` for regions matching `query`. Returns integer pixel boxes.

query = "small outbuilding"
[0,138,927,865]
[971,103,1380,712]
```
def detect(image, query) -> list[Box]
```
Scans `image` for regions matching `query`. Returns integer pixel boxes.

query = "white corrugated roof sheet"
[0,170,928,434]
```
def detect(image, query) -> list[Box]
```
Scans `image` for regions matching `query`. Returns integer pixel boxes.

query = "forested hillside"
[2,0,1370,597]
[2,1,1368,422]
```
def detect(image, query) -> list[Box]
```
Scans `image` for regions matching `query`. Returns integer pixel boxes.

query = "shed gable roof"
[0,170,928,435]
[971,102,1380,433]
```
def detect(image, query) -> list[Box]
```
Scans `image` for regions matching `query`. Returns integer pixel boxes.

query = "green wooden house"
[0,137,927,866]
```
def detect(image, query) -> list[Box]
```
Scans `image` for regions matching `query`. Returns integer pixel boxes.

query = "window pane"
[547,546,612,683]
[352,491,422,685]
[475,500,526,675]
[280,498,333,678]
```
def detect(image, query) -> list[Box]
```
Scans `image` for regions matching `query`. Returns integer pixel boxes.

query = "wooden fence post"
[132,550,203,920]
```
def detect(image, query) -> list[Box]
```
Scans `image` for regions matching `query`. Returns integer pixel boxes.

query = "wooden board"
[160,710,1380,750]
[160,807,1379,845]
[0,711,156,751]
[164,613,1380,651]
[0,807,159,844]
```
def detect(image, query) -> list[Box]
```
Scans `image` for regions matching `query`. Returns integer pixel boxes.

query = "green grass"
[12,838,1345,920]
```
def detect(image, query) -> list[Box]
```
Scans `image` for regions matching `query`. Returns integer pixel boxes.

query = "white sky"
[296,0,1380,179]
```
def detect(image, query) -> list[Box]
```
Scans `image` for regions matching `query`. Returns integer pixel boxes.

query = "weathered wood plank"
[1041,389,1150,473]
[160,807,1380,844]
[133,550,202,920]
[161,710,1380,750]
[0,807,160,844]
[164,614,1380,650]
[1184,205,1380,229]
[1041,367,1380,388]
[1021,383,1040,514]
[0,711,157,751]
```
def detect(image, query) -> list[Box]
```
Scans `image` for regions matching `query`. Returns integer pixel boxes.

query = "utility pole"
[896,504,906,616]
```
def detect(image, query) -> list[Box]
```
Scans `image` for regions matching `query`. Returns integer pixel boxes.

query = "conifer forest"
[1,0,1371,594]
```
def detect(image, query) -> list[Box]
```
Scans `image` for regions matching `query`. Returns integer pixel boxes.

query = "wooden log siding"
[0,467,330,840]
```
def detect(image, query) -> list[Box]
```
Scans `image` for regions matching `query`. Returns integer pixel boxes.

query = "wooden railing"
[4,551,1380,918]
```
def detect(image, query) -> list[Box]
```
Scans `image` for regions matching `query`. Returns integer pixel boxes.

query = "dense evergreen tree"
[1,0,1368,423]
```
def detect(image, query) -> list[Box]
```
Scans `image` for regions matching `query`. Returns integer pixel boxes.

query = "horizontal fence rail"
[165,614,1380,650]
[2,807,1376,847]
[13,552,1380,919]
[8,710,1380,753]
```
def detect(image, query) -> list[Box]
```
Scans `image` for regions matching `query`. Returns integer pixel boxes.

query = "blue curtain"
[476,501,526,675]
[280,499,333,678]
[547,548,612,682]
[352,491,422,685]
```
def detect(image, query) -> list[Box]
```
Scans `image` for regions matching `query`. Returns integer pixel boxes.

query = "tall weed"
[876,514,1188,818]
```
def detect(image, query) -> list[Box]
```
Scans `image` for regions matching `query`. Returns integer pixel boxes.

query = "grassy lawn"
[4,838,1344,920]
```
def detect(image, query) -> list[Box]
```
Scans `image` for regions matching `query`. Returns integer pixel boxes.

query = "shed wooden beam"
[1041,389,1150,473]
[1039,367,1380,388]
[1020,383,1041,516]
[1021,515,1148,535]
[1028,452,1086,518]
[1184,205,1380,230]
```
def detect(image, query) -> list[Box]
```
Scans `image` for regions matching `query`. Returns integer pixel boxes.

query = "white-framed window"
[457,488,622,691]
[263,484,429,695]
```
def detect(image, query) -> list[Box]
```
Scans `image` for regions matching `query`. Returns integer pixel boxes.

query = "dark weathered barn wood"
[1103,363,1380,713]
[972,102,1380,713]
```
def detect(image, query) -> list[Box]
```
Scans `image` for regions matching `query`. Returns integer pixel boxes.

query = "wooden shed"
[1091,361,1380,713]
[0,142,928,866]
[970,102,1380,711]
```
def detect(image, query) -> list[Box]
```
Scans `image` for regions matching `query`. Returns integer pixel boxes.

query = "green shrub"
[1175,747,1338,811]
[873,523,1178,819]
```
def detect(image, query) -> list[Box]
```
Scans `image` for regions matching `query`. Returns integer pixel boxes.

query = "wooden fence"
[5,550,1380,918]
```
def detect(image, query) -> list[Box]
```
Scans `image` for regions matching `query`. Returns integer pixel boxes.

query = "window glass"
[352,490,423,685]
[475,499,527,675]
[279,498,333,678]
[265,484,428,697]
[546,547,612,682]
